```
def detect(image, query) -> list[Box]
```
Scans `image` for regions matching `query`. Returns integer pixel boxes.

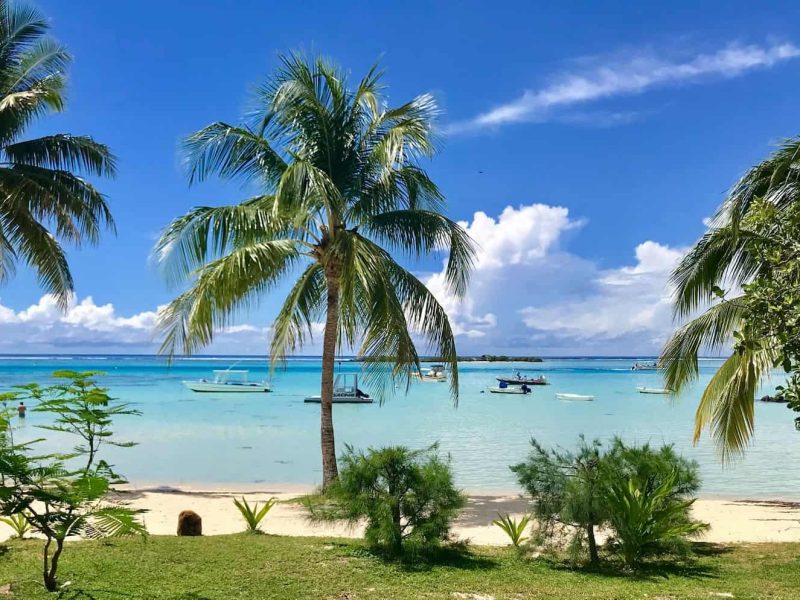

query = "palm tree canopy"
[156,54,474,401]
[0,0,116,307]
[662,137,800,458]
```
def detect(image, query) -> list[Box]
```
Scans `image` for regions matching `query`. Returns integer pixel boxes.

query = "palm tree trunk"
[320,265,341,489]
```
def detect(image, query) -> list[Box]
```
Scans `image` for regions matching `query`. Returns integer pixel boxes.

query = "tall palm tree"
[0,0,116,307]
[661,137,800,458]
[155,55,474,488]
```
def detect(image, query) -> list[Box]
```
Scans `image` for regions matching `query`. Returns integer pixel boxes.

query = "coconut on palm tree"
[0,0,116,306]
[155,55,474,487]
[661,137,800,458]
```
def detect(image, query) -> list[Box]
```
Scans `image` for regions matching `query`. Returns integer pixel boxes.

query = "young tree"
[155,54,473,488]
[0,371,146,592]
[306,444,465,556]
[511,436,705,565]
[0,0,116,307]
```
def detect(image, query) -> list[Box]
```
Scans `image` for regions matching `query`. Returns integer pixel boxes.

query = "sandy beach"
[35,483,793,547]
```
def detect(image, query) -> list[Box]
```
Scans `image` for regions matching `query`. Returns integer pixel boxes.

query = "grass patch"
[0,535,798,599]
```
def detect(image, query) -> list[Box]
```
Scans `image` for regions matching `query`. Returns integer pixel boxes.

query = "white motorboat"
[183,370,271,393]
[637,387,672,395]
[304,374,373,404]
[487,386,532,395]
[631,361,660,371]
[414,364,447,382]
[556,393,594,401]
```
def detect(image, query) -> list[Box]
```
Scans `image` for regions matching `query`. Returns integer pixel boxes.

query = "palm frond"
[661,298,747,394]
[4,134,116,176]
[158,240,302,357]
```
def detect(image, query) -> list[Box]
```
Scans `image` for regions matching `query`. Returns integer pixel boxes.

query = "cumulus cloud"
[448,41,800,132]
[0,294,284,355]
[424,204,688,355]
[519,241,685,351]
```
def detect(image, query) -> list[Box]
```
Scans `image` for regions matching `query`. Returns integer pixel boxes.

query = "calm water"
[1,355,797,498]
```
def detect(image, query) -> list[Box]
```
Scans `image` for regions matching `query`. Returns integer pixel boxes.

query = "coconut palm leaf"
[0,0,114,307]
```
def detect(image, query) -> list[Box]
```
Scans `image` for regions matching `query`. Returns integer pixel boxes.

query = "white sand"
[113,484,800,546]
[4,483,798,545]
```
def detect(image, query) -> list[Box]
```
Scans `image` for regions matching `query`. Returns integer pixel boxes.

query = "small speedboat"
[631,361,660,371]
[183,370,271,393]
[487,386,532,395]
[496,372,548,386]
[637,387,672,395]
[304,374,373,404]
[414,364,447,382]
[556,393,594,401]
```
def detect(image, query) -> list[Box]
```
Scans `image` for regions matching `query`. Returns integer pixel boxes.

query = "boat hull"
[304,395,373,404]
[487,387,530,394]
[637,387,672,395]
[556,393,594,401]
[496,377,548,385]
[183,381,271,393]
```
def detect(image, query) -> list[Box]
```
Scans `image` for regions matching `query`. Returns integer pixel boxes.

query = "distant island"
[356,355,543,363]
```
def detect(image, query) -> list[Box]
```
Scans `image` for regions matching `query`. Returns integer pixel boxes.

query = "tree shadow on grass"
[544,555,720,583]
[332,540,499,573]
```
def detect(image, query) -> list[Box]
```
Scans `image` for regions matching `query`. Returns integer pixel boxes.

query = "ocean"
[1,355,797,498]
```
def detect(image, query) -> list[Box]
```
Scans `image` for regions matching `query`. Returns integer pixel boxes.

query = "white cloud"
[423,204,688,355]
[0,294,290,355]
[449,41,800,132]
[519,241,685,347]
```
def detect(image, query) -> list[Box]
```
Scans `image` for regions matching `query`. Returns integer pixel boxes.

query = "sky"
[2,0,800,356]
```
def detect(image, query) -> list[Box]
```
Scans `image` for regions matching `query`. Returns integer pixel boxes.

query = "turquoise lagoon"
[1,355,797,498]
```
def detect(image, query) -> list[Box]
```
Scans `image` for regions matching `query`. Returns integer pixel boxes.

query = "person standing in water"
[17,402,26,419]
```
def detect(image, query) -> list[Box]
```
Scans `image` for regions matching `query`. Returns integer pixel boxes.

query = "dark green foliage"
[511,436,706,566]
[0,0,116,306]
[605,472,708,568]
[0,371,146,591]
[306,445,465,557]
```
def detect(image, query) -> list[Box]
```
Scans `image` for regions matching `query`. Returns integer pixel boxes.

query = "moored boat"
[487,386,532,394]
[556,393,594,401]
[631,361,659,371]
[637,387,672,394]
[304,374,373,404]
[183,370,271,393]
[496,371,548,385]
[414,364,447,382]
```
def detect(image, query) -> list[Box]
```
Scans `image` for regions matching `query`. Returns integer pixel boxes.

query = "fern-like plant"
[492,512,531,548]
[0,512,31,539]
[233,497,277,534]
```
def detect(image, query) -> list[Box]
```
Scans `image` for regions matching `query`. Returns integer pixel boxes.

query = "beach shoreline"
[64,482,797,547]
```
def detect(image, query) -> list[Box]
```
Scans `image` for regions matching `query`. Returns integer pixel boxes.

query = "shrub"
[0,512,31,539]
[511,436,706,565]
[605,471,708,567]
[234,497,277,533]
[0,371,146,592]
[510,436,608,563]
[492,512,531,549]
[306,444,465,557]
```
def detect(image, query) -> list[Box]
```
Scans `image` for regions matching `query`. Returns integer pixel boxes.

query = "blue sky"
[2,0,800,355]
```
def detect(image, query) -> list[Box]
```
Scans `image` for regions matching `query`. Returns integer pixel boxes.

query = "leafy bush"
[0,371,146,591]
[492,512,531,549]
[511,436,706,565]
[510,436,608,562]
[0,512,31,539]
[234,497,277,533]
[306,444,465,557]
[605,471,707,567]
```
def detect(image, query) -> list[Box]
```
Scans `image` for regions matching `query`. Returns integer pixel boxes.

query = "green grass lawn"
[0,535,798,599]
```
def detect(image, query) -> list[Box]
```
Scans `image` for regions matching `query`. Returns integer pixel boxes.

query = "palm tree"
[155,55,474,488]
[0,0,116,307]
[661,137,800,458]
